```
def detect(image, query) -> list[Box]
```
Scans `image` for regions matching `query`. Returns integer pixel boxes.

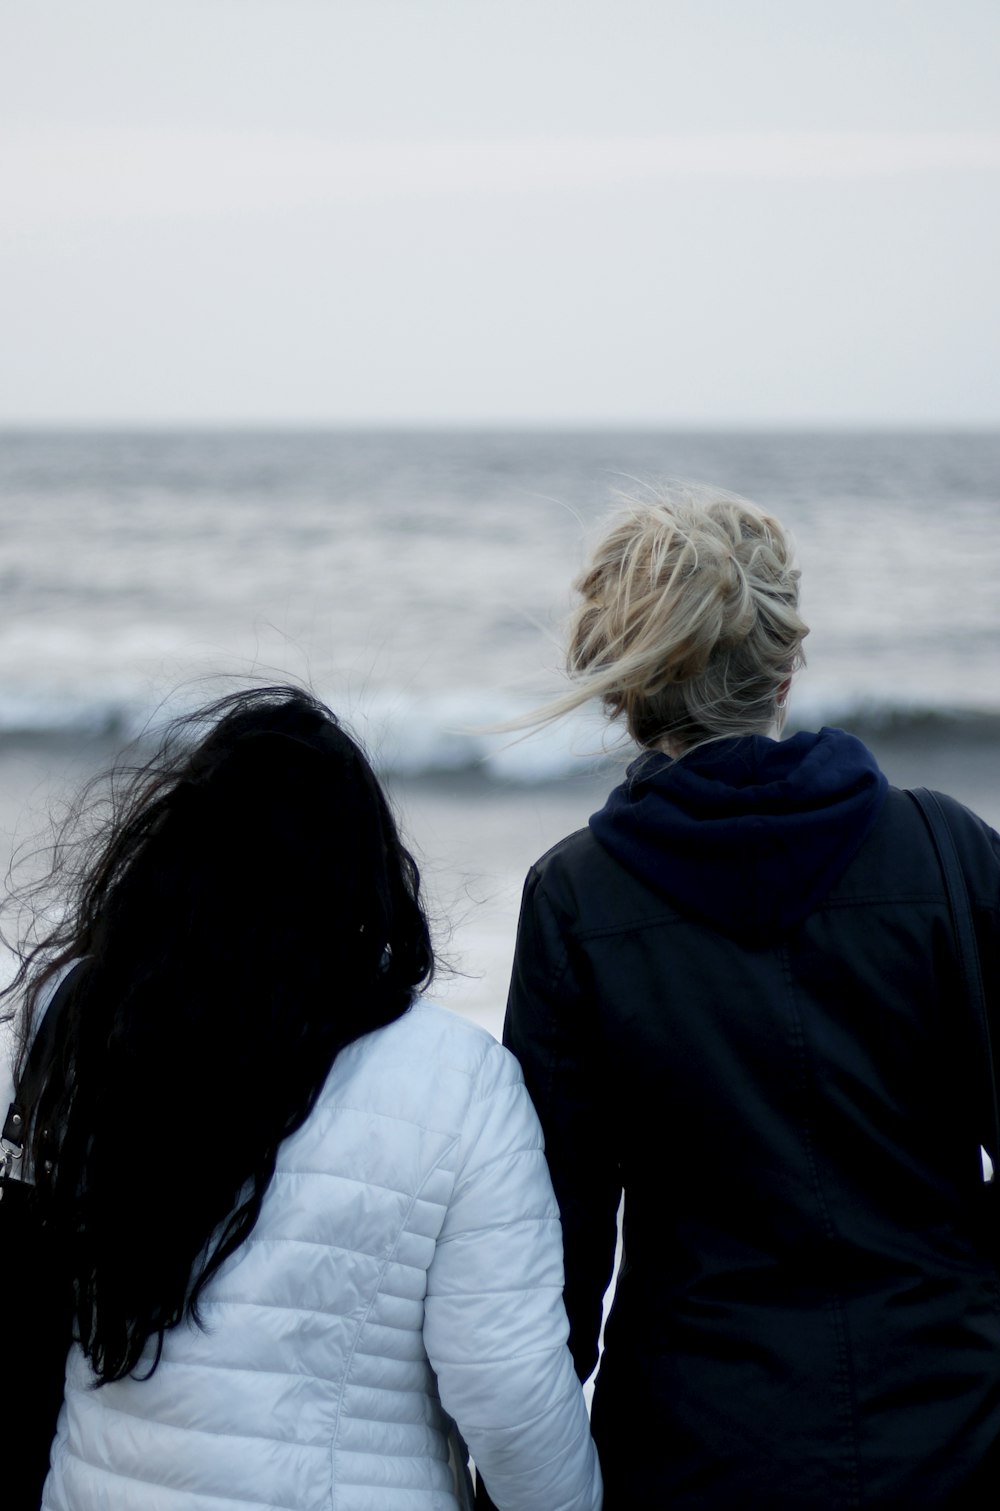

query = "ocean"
[1,427,999,1034]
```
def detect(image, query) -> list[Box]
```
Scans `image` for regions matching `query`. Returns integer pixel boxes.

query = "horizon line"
[1,418,998,435]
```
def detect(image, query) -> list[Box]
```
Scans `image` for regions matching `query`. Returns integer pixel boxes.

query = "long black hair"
[2,686,433,1383]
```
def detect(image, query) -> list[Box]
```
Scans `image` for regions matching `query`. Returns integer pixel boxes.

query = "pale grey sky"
[2,0,998,426]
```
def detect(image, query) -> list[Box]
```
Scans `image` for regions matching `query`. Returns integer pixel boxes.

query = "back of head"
[11,686,433,1383]
[566,484,809,752]
[119,689,428,1001]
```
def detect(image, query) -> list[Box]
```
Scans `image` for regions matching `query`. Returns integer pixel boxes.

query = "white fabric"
[42,1001,602,1511]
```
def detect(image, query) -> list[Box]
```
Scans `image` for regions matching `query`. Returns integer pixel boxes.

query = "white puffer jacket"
[42,1001,602,1511]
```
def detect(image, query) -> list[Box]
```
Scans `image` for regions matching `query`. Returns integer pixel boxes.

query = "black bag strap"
[908,788,1000,1174]
[2,965,81,1169]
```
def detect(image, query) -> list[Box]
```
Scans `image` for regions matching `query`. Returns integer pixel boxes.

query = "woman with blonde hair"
[505,486,1000,1508]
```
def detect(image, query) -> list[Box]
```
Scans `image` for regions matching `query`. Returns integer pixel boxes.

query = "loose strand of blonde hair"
[503,482,808,753]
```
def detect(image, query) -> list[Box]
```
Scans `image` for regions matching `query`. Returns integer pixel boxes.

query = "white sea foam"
[1,680,997,784]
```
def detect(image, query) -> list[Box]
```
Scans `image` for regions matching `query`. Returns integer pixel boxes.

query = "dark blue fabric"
[509,762,1000,1506]
[590,727,888,939]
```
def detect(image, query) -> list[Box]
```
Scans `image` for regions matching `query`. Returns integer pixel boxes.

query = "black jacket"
[504,729,1000,1509]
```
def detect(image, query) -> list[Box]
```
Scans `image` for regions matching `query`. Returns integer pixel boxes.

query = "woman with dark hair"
[505,486,1000,1508]
[3,686,601,1511]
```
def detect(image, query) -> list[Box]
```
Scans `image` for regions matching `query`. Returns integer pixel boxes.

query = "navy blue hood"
[589,728,888,941]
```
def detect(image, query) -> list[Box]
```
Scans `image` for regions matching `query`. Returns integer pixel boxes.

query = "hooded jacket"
[42,1001,602,1511]
[505,729,1000,1510]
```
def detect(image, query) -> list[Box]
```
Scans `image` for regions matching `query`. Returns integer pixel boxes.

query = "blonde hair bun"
[565,483,809,751]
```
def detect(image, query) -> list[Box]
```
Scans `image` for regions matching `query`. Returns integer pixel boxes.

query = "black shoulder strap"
[908,788,1000,1171]
[2,965,81,1155]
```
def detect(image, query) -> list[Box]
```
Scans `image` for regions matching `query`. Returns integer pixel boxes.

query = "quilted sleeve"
[423,1039,602,1511]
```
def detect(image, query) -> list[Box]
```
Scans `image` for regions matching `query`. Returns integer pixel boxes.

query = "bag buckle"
[1,1100,26,1187]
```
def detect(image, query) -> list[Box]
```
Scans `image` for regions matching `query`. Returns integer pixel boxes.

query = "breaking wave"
[1,686,998,785]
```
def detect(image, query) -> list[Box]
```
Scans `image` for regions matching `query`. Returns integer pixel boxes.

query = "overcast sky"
[2,0,998,427]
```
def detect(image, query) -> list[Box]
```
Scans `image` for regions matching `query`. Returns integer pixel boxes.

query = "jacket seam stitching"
[200,1295,425,1320]
[783,945,863,1507]
[55,1446,303,1510]
[563,893,979,943]
[537,885,574,1122]
[330,1137,459,1500]
[269,1168,454,1197]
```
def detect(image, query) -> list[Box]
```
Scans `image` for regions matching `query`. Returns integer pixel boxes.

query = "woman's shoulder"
[380,998,512,1075]
[880,786,1000,887]
[914,787,1000,851]
[316,999,524,1131]
[525,822,665,934]
[929,788,1000,899]
[528,825,611,889]
[805,785,1000,926]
